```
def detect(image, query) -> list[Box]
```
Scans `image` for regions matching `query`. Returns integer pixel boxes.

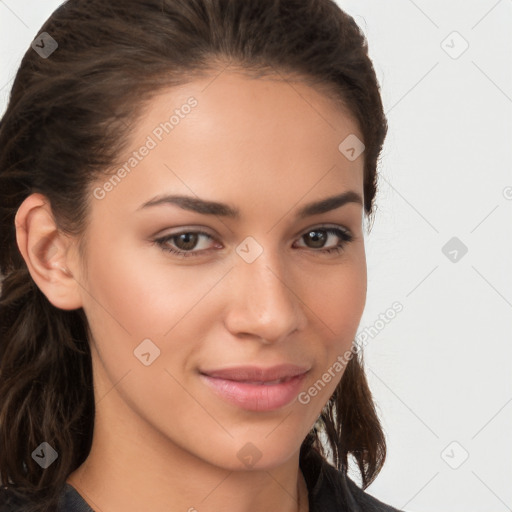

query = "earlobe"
[14,193,84,311]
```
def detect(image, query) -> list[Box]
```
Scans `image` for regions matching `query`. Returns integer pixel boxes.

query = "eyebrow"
[136,190,362,219]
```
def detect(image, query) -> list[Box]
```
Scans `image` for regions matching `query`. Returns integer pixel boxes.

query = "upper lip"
[200,364,310,382]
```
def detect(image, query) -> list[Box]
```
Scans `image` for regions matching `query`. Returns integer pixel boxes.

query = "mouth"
[198,364,310,412]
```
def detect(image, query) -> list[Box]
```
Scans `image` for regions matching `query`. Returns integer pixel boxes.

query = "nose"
[223,247,307,344]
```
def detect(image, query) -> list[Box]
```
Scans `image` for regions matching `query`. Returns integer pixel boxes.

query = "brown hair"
[0,0,388,510]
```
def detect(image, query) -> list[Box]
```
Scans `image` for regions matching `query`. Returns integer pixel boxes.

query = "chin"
[205,433,304,472]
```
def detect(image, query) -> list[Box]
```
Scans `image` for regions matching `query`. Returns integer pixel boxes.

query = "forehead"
[91,70,364,219]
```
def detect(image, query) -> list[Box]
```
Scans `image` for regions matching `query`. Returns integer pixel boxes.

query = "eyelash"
[152,226,354,258]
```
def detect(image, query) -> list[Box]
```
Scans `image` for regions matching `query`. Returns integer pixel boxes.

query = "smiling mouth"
[198,364,310,411]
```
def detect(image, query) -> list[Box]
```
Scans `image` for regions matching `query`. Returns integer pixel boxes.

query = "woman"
[0,1,402,511]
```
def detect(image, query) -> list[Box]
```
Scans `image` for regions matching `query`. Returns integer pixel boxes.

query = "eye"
[294,226,353,255]
[152,230,216,258]
[152,225,354,258]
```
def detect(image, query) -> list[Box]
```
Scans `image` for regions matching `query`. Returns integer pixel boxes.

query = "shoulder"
[301,448,404,512]
[0,483,89,512]
[0,486,29,511]
[344,475,403,512]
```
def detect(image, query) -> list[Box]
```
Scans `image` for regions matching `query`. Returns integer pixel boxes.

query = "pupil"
[177,233,197,250]
[307,230,326,248]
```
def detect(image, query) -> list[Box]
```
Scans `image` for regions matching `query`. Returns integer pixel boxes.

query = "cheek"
[302,253,366,400]
[310,255,367,345]
[79,244,225,390]
[296,266,366,419]
[322,275,366,324]
[81,243,208,339]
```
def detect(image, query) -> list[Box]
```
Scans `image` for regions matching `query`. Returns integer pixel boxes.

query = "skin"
[15,69,367,512]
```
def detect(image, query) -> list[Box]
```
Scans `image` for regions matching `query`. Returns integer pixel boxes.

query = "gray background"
[1,1,511,510]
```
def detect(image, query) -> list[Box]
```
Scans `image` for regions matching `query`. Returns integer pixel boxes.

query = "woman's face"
[74,70,367,470]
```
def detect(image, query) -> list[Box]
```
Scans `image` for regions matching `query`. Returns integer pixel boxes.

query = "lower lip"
[199,372,308,412]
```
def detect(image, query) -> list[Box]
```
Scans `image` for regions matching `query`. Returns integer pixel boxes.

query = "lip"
[199,364,310,412]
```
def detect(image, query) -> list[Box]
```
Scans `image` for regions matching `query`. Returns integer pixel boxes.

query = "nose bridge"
[225,238,305,342]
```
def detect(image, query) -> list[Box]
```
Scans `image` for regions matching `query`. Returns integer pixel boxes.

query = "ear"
[14,192,84,310]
